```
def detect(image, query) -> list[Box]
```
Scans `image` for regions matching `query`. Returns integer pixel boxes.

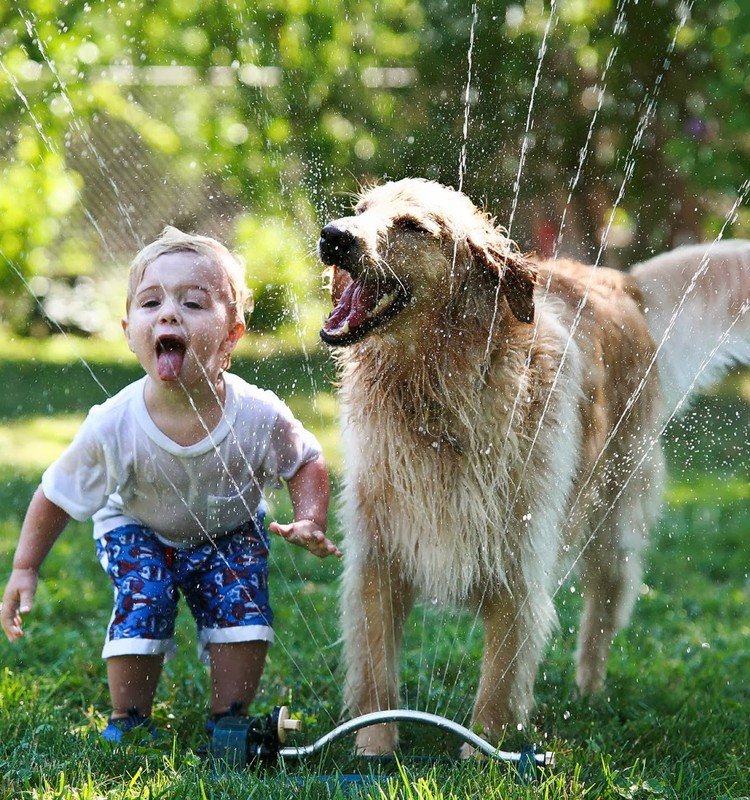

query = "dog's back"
[631,240,750,412]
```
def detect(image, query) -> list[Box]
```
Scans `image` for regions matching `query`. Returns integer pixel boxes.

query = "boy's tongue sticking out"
[156,337,186,381]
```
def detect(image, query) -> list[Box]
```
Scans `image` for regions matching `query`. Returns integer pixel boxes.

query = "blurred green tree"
[0,0,748,334]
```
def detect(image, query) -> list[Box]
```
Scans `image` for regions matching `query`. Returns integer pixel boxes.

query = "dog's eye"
[395,217,428,234]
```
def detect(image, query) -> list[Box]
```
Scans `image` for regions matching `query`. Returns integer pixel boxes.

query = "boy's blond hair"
[126,226,253,325]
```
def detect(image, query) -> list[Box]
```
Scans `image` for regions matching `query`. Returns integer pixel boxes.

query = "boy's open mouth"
[155,335,186,381]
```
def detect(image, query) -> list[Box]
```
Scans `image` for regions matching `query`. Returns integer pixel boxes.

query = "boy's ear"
[221,321,245,371]
[121,317,135,352]
[225,321,245,352]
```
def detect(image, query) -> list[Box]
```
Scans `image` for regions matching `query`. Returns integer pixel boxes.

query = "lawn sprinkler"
[210,707,555,778]
[210,705,302,766]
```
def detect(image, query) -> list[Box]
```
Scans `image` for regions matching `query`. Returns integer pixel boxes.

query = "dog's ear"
[468,232,537,324]
[500,254,537,323]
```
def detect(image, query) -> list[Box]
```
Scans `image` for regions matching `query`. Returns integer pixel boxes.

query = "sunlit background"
[1,4,749,797]
[1,1,749,344]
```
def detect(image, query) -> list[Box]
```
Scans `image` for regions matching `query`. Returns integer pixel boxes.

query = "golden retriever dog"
[317,177,750,755]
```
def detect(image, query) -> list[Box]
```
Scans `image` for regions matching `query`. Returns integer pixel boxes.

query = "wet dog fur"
[317,177,750,755]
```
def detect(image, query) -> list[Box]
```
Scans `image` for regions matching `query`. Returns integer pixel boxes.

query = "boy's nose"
[159,298,180,322]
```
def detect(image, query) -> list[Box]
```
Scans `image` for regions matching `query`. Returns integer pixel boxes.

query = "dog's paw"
[459,741,481,760]
[354,722,398,756]
[575,661,607,696]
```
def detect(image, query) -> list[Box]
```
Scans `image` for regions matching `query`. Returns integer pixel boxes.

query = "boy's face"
[122,251,244,388]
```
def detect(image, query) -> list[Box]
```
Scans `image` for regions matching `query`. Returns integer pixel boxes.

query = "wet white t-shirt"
[41,373,321,547]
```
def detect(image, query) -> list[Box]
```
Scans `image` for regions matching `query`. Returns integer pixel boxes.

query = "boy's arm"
[269,454,341,559]
[1,486,70,642]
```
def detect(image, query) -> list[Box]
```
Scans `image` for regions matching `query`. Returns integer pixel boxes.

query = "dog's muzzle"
[318,224,359,271]
[318,222,410,347]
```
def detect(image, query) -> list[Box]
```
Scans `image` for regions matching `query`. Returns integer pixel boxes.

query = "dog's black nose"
[319,224,356,266]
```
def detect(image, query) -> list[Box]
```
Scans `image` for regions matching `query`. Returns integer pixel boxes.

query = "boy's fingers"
[1,580,37,640]
[326,543,343,558]
[268,521,290,536]
[19,590,34,613]
[1,601,20,641]
[270,521,317,538]
[269,520,341,557]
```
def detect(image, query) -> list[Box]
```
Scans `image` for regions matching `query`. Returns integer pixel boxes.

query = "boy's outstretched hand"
[269,519,342,559]
[2,488,70,642]
[1,568,38,642]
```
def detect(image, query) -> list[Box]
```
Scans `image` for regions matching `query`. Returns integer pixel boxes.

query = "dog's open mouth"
[320,269,410,346]
[155,335,187,381]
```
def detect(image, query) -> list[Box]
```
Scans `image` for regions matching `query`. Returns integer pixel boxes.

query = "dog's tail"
[630,239,750,414]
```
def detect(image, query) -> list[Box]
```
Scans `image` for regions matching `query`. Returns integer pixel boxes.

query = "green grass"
[0,335,749,799]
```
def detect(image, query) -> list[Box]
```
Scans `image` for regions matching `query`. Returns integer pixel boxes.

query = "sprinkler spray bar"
[279,709,555,767]
[211,706,555,769]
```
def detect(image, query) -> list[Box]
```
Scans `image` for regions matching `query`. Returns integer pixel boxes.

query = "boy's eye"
[184,301,203,310]
[141,299,160,308]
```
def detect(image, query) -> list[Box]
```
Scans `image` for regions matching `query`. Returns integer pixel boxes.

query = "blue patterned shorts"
[96,518,273,664]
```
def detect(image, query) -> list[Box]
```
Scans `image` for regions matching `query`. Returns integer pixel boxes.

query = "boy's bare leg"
[209,641,269,715]
[107,654,163,718]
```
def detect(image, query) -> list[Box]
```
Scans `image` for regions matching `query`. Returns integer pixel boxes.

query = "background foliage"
[1,3,749,797]
[1,0,749,337]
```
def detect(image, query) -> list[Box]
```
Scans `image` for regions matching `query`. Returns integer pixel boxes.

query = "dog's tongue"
[324,279,377,334]
[157,347,185,381]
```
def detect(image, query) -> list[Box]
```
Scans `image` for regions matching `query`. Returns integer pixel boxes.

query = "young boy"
[0,226,340,741]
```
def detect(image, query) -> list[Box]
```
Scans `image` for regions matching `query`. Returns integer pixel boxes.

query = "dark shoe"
[206,701,246,736]
[101,707,157,743]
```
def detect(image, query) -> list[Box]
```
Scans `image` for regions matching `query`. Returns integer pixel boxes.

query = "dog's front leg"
[341,545,414,755]
[468,587,554,751]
